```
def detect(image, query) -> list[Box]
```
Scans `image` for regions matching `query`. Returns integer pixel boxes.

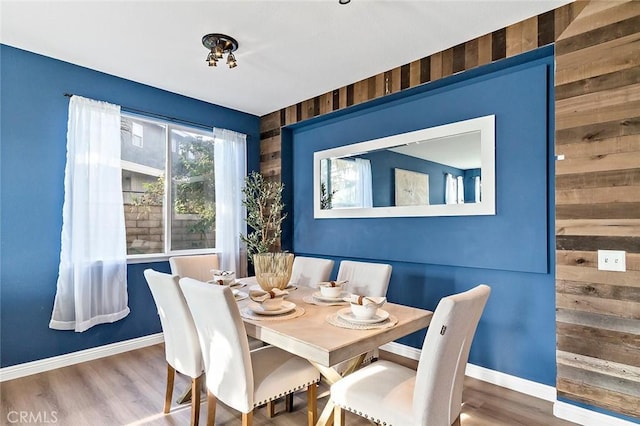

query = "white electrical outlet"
[597,250,626,272]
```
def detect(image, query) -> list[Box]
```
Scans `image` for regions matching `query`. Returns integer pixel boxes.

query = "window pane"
[121,117,166,255]
[170,129,216,251]
[330,158,360,208]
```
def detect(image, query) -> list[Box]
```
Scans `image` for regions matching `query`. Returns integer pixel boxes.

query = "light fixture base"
[202,33,238,52]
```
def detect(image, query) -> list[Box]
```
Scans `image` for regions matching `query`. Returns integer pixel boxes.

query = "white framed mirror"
[313,115,495,218]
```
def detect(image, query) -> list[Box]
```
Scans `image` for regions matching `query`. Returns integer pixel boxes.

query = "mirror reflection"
[320,131,482,209]
[313,115,495,218]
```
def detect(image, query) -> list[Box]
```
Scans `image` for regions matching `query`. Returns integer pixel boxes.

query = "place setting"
[303,280,350,306]
[326,295,397,330]
[232,288,248,302]
[240,288,305,321]
[207,269,247,289]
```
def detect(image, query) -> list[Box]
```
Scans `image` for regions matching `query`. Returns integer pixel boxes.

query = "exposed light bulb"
[227,52,237,68]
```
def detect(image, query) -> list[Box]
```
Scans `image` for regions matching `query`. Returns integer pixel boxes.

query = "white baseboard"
[464,362,557,402]
[380,341,555,402]
[380,341,422,360]
[0,333,164,382]
[554,401,639,426]
[381,341,637,426]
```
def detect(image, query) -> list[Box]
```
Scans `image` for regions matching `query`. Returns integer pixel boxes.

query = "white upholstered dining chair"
[290,256,335,287]
[331,284,491,426]
[169,254,219,282]
[170,253,266,351]
[178,277,321,426]
[334,260,392,371]
[143,269,204,426]
[336,260,392,297]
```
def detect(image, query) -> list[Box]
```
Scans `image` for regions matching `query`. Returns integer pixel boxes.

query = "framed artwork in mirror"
[395,169,429,206]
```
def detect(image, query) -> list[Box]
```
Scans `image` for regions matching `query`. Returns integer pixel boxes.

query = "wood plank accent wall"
[554,0,640,419]
[258,0,638,419]
[259,2,581,181]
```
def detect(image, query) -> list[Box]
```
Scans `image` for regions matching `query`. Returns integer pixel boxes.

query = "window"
[121,114,216,256]
[321,158,372,208]
[322,158,358,208]
[131,122,144,148]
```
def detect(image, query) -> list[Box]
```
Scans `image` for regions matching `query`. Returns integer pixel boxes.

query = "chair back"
[413,284,490,425]
[143,269,203,378]
[337,260,392,296]
[290,256,335,287]
[179,277,255,413]
[169,254,219,282]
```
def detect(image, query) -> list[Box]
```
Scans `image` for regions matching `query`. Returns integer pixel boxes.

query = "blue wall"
[283,47,557,386]
[0,45,261,367]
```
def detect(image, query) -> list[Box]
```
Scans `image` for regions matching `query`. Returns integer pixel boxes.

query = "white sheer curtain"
[445,173,457,204]
[456,175,465,204]
[50,96,129,332]
[445,173,466,204]
[354,158,373,208]
[214,128,247,277]
[475,175,482,202]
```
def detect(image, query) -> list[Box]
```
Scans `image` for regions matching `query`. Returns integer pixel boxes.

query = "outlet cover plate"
[597,250,626,272]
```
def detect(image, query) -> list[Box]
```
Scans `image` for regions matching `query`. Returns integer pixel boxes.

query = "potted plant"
[240,171,287,262]
[240,172,292,289]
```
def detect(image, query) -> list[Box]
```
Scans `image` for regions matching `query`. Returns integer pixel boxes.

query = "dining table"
[235,277,433,426]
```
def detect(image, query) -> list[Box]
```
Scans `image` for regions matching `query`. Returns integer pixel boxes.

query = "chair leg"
[307,383,318,426]
[242,411,254,426]
[164,364,176,414]
[266,400,276,418]
[190,375,202,426]
[334,405,345,426]
[206,391,216,426]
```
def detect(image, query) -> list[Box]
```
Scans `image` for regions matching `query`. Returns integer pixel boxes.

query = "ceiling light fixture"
[202,33,238,69]
[339,0,351,4]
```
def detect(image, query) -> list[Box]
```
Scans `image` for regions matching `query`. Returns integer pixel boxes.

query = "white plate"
[249,284,295,292]
[337,307,389,324]
[207,280,245,289]
[313,291,349,303]
[234,291,248,302]
[248,301,296,316]
[231,281,246,288]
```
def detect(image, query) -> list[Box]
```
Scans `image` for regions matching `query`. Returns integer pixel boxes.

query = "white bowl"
[350,303,378,320]
[212,271,236,286]
[261,297,285,311]
[319,283,343,298]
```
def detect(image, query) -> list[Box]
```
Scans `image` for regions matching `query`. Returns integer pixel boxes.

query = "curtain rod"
[63,93,248,137]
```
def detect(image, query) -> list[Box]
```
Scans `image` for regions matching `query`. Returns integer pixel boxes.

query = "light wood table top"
[236,282,433,368]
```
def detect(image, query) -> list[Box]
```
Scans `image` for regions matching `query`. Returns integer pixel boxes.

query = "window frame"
[122,112,220,262]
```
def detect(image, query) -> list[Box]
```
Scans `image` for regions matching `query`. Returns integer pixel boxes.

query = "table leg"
[177,372,207,404]
[176,386,192,404]
[310,354,366,426]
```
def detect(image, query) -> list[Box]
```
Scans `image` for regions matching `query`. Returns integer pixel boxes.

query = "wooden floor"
[1,344,577,426]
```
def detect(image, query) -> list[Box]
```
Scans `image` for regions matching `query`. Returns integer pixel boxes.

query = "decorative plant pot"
[253,252,294,291]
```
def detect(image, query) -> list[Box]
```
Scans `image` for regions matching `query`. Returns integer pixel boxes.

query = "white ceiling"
[391,131,481,169]
[0,0,570,117]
